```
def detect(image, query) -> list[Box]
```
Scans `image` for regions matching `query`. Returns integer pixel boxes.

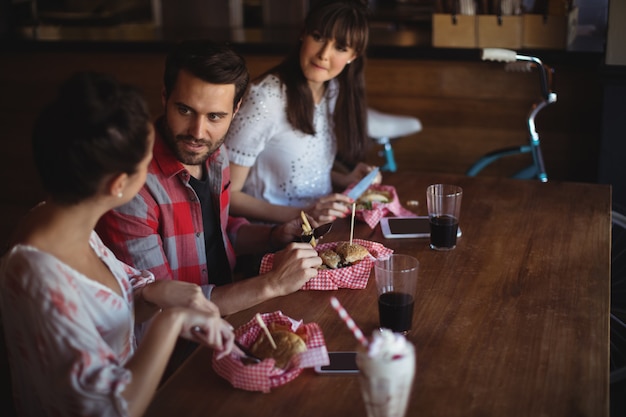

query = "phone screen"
[381,216,461,239]
[381,216,430,238]
[387,217,431,235]
[316,352,359,374]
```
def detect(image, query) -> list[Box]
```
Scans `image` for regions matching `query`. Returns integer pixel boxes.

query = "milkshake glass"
[356,330,416,417]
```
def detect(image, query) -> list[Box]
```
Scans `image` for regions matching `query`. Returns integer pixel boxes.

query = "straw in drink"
[329,296,368,348]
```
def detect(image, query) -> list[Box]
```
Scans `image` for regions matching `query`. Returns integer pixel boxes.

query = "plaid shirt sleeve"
[97,182,177,283]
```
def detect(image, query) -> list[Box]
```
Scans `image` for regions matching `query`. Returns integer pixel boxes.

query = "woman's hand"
[332,162,382,189]
[180,311,236,360]
[349,163,382,185]
[307,162,382,223]
[305,193,353,223]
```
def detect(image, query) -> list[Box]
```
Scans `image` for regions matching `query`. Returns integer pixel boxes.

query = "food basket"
[348,184,417,228]
[259,239,393,290]
[212,311,329,393]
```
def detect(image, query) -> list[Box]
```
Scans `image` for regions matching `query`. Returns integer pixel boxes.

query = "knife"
[301,222,333,243]
[346,167,380,201]
[234,340,262,364]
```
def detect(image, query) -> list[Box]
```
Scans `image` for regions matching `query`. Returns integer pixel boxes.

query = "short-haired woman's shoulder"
[0,245,61,297]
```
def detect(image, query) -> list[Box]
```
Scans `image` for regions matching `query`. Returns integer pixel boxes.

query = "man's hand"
[266,243,322,296]
[271,214,320,247]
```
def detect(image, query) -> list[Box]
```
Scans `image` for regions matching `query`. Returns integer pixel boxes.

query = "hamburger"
[356,189,392,210]
[335,242,370,264]
[319,242,370,269]
[320,249,342,269]
[249,323,308,369]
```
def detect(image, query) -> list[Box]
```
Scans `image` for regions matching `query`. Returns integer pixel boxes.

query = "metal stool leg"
[377,137,397,172]
[367,108,421,172]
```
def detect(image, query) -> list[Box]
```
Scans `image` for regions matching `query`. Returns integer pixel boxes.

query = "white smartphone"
[314,351,359,374]
[380,216,462,239]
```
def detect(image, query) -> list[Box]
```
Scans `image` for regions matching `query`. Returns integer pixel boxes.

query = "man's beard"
[161,120,224,166]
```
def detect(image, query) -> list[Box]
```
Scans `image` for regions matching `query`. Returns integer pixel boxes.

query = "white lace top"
[225,74,339,208]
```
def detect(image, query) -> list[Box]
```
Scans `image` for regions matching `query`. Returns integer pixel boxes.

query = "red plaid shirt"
[97,124,248,288]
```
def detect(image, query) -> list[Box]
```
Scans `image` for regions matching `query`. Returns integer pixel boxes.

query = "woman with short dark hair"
[0,72,236,417]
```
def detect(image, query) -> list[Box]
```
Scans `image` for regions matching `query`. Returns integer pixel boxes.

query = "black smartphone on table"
[314,351,359,374]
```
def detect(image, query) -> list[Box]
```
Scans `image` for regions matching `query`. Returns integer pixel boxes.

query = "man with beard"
[97,40,322,317]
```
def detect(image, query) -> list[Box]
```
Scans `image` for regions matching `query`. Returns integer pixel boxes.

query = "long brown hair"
[260,0,370,167]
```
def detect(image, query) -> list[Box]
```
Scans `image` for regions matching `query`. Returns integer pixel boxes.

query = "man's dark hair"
[163,40,250,110]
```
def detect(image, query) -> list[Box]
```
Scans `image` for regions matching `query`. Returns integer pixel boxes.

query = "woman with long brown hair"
[225,0,379,224]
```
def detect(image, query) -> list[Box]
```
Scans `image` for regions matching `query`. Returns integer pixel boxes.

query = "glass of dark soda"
[426,184,463,251]
[374,254,419,334]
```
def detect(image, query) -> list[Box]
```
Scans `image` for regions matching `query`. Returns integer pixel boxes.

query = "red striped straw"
[330,296,369,348]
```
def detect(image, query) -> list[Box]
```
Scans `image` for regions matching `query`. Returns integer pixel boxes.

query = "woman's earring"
[347,60,351,64]
[117,192,123,198]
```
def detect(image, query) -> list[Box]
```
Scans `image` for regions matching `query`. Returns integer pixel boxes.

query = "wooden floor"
[0,49,604,252]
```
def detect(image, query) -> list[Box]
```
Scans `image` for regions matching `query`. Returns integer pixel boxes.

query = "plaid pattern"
[97,125,248,285]
[212,311,329,393]
[347,184,418,229]
[259,239,394,290]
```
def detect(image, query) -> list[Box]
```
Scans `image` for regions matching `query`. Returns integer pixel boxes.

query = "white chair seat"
[367,108,422,139]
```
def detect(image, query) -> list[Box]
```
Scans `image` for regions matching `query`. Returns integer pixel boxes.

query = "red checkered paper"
[259,239,393,290]
[345,184,417,229]
[212,311,329,393]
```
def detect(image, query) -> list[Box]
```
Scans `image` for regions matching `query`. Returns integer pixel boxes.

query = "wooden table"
[144,172,611,417]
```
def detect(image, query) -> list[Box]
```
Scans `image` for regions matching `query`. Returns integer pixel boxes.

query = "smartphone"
[380,216,462,239]
[314,351,359,374]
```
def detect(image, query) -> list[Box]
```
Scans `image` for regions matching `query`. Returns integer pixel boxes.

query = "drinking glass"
[374,254,419,334]
[426,184,463,250]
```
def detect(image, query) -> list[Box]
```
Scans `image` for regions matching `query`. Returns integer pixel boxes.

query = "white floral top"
[225,74,339,208]
[0,231,154,417]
